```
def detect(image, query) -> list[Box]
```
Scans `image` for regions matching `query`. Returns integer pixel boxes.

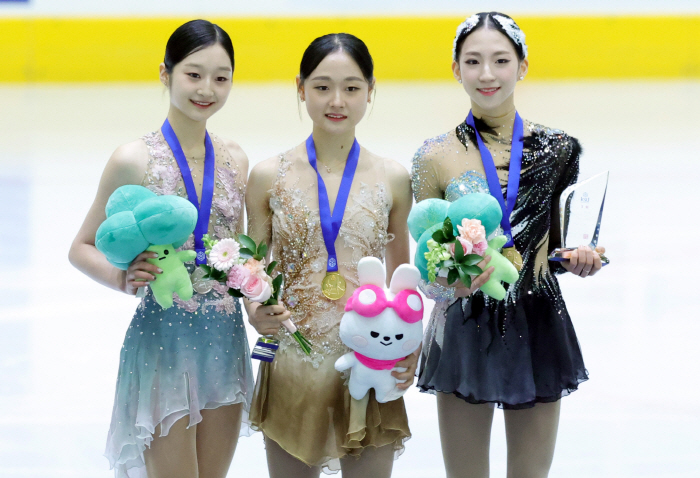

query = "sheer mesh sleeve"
[411,140,456,302]
[548,135,582,275]
[411,140,443,203]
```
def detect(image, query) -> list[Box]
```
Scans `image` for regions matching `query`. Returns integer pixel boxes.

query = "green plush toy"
[408,193,519,300]
[95,185,198,309]
[145,244,197,309]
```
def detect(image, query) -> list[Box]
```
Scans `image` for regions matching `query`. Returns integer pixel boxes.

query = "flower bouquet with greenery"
[424,217,487,288]
[198,234,311,355]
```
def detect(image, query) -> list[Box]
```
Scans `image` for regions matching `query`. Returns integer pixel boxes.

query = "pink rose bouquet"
[424,217,486,288]
[200,234,311,354]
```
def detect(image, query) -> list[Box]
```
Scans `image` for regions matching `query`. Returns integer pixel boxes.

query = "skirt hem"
[417,375,589,410]
[106,395,253,478]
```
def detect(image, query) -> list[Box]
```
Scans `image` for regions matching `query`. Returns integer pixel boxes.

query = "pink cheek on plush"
[352,336,368,348]
[402,339,418,352]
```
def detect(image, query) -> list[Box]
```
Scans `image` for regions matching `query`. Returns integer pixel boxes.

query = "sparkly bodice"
[270,149,393,366]
[140,130,245,313]
[445,170,490,202]
[411,117,581,297]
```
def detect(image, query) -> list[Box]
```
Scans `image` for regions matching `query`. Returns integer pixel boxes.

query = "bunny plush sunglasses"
[345,284,423,324]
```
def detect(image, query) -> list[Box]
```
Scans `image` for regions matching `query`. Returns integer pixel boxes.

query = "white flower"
[209,238,240,271]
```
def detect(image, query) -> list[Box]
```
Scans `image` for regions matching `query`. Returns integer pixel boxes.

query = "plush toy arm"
[334,352,357,372]
[479,280,507,301]
[488,235,508,251]
[176,250,197,263]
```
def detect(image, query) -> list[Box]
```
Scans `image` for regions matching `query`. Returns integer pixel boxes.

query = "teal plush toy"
[95,185,198,308]
[408,193,519,300]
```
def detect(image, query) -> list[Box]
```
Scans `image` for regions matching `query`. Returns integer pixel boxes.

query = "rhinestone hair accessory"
[493,14,528,59]
[452,14,480,59]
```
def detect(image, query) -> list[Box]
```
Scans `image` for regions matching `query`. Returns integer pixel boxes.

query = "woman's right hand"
[436,255,495,298]
[123,251,162,295]
[248,302,291,336]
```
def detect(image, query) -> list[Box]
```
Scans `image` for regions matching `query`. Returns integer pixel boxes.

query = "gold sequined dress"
[412,114,588,410]
[249,149,411,473]
[105,131,254,478]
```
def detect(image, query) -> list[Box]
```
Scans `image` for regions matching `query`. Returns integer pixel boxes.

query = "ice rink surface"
[0,81,698,477]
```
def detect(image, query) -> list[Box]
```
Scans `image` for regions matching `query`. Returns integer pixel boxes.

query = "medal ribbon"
[161,119,215,265]
[306,134,360,272]
[466,111,524,248]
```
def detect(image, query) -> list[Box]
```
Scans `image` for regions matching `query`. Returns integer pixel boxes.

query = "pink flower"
[227,264,251,289]
[447,237,473,258]
[472,240,488,256]
[244,258,266,276]
[241,273,272,303]
[457,218,486,244]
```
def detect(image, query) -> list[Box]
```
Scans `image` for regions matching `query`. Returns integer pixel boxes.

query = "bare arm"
[243,157,289,334]
[385,158,412,281]
[385,158,419,388]
[68,141,154,293]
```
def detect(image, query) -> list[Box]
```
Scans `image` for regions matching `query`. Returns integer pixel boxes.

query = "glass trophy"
[549,171,610,266]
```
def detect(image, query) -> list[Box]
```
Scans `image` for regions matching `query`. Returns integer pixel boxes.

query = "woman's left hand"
[392,346,420,390]
[561,245,606,278]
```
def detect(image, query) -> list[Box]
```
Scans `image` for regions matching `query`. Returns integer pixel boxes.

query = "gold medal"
[322,272,347,300]
[502,247,524,272]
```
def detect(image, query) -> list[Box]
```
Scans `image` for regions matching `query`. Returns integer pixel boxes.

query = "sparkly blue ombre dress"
[104,131,254,477]
[411,115,588,410]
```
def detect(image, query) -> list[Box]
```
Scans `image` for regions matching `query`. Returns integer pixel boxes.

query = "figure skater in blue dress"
[69,20,253,478]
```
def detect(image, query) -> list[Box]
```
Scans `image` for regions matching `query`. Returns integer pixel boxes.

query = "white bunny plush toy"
[335,257,424,403]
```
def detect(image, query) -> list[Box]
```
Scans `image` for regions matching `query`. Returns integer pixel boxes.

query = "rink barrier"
[1,16,699,82]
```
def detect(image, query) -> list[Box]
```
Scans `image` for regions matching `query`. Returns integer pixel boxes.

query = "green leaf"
[240,248,254,258]
[442,217,455,240]
[272,274,284,296]
[447,268,460,285]
[463,254,483,266]
[213,269,227,282]
[432,229,446,243]
[228,289,244,298]
[257,242,268,258]
[199,264,212,274]
[463,265,483,275]
[266,261,278,275]
[453,239,464,262]
[237,234,257,252]
[457,265,473,289]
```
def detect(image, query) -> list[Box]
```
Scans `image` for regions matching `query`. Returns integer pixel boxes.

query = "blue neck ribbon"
[465,111,524,248]
[161,119,215,265]
[306,134,360,272]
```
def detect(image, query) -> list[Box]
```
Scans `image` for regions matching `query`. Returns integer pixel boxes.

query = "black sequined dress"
[411,117,588,409]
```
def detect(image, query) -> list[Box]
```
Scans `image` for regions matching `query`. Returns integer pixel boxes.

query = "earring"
[458,79,462,84]
[519,76,524,81]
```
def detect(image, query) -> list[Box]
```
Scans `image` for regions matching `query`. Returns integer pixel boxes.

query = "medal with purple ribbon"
[306,134,360,300]
[161,119,215,266]
[466,111,525,270]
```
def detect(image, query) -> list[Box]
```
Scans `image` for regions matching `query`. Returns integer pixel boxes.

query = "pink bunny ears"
[345,285,423,324]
